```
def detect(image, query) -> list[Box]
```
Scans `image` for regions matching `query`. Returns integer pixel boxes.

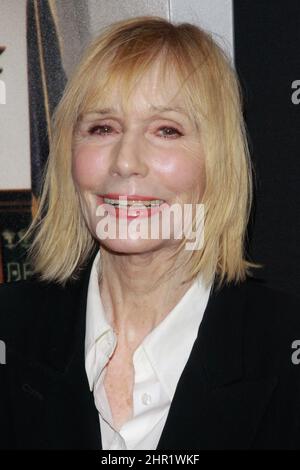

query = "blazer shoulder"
[243,277,300,323]
[214,275,300,326]
[0,280,54,336]
[0,278,82,345]
[0,278,64,313]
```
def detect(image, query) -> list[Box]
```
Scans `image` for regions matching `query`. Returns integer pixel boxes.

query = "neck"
[98,245,194,350]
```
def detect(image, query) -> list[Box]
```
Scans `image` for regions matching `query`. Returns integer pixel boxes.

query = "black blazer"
[1,257,300,450]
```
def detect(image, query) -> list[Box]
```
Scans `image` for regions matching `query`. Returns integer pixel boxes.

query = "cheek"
[151,150,205,193]
[72,144,107,188]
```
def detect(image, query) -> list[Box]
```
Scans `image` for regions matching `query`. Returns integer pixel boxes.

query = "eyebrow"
[85,105,188,116]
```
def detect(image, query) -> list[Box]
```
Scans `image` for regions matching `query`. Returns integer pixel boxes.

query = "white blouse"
[85,250,213,450]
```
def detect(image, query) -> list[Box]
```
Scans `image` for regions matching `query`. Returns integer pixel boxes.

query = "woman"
[1,16,300,450]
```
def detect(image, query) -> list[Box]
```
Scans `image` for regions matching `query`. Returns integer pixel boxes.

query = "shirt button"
[141,392,152,406]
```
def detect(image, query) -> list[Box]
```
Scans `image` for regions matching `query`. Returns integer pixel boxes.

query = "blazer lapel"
[156,279,278,450]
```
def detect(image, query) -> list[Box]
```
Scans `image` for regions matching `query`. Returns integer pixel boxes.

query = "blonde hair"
[26,15,262,289]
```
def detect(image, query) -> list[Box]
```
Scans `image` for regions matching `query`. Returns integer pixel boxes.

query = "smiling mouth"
[102,197,165,208]
[97,195,166,208]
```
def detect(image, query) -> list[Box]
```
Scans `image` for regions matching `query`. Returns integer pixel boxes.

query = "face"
[72,59,206,255]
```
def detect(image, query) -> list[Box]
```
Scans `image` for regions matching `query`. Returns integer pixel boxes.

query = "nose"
[109,133,148,179]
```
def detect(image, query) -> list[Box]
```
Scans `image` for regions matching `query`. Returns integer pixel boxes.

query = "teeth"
[103,197,164,208]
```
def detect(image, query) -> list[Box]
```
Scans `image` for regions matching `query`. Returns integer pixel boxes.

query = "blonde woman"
[1,16,300,450]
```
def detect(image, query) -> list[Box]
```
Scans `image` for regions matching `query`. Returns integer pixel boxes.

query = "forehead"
[87,58,186,116]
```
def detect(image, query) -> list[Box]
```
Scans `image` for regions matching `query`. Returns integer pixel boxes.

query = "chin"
[98,238,167,255]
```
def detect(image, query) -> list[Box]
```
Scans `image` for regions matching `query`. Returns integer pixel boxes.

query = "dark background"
[233,0,300,297]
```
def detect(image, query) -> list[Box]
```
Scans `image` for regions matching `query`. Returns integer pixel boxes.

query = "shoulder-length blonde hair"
[26,15,261,288]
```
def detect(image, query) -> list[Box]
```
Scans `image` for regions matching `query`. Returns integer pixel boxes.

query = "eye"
[87,124,114,136]
[157,126,182,139]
